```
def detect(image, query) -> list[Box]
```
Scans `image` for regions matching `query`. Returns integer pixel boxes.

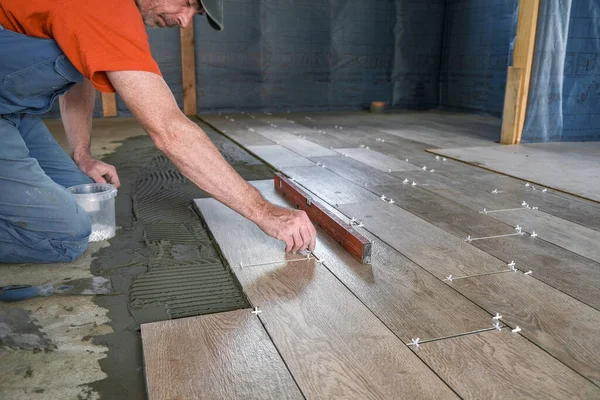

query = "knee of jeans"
[49,210,91,262]
[64,207,92,241]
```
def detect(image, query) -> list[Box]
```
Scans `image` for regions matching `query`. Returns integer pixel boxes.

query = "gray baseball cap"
[200,0,223,31]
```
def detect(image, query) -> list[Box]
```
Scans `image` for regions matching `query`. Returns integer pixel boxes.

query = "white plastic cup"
[67,183,118,242]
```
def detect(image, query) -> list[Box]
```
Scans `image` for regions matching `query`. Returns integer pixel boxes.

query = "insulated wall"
[522,0,600,142]
[392,0,445,108]
[439,0,517,116]
[194,0,445,112]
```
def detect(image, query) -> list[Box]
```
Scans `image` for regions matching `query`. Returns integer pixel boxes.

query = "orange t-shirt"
[0,0,161,93]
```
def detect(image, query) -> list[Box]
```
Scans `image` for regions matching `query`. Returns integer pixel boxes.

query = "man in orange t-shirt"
[0,0,316,263]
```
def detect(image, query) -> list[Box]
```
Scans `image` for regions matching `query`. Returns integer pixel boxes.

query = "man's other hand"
[256,204,317,253]
[76,155,121,188]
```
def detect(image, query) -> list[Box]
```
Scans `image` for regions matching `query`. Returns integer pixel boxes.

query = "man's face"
[137,0,205,28]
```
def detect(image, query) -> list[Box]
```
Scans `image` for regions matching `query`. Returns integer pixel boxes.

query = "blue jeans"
[0,114,93,263]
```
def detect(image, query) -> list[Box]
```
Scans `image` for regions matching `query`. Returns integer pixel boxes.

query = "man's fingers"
[304,215,317,251]
[308,227,316,252]
[284,236,294,253]
[79,160,120,187]
[104,168,121,188]
[88,171,107,184]
[299,225,312,253]
[291,230,303,253]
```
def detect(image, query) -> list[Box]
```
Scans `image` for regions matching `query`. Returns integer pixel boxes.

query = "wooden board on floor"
[141,309,303,400]
[193,196,308,269]
[334,147,419,172]
[415,328,600,399]
[281,166,381,205]
[195,196,459,399]
[368,124,496,149]
[431,143,600,202]
[284,130,362,149]
[254,119,316,135]
[372,182,600,311]
[247,145,315,169]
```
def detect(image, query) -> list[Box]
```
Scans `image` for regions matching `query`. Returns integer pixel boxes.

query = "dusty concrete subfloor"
[0,117,273,400]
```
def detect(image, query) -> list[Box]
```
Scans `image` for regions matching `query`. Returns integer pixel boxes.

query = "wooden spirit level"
[274,173,372,264]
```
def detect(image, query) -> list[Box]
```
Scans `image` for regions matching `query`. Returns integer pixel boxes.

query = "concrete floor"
[0,118,146,400]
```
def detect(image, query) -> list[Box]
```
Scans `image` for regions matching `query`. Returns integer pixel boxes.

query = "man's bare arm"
[107,70,316,252]
[59,79,120,187]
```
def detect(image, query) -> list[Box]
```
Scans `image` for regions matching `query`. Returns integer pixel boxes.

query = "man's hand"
[75,155,121,188]
[255,204,317,253]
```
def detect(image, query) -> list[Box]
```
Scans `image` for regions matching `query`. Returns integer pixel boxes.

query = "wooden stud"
[500,67,523,144]
[500,0,540,144]
[180,23,197,116]
[101,92,117,117]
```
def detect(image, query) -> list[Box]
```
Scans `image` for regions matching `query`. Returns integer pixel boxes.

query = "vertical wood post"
[101,92,117,117]
[500,0,540,144]
[500,67,523,144]
[180,22,197,116]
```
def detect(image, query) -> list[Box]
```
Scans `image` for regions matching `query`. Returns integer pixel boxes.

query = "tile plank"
[339,202,508,278]
[431,143,600,202]
[141,310,303,400]
[315,232,493,341]
[278,138,339,157]
[255,180,493,342]
[247,145,315,169]
[334,147,420,172]
[196,195,459,399]
[450,272,600,386]
[311,156,403,187]
[372,183,600,310]
[339,201,600,386]
[281,166,381,205]
[416,329,600,399]
[396,171,600,264]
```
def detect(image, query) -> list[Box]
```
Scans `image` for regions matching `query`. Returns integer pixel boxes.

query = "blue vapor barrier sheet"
[522,0,600,142]
[439,0,517,116]
[194,0,445,112]
[392,0,445,109]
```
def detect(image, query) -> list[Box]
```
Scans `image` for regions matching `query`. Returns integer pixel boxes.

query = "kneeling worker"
[0,0,316,263]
